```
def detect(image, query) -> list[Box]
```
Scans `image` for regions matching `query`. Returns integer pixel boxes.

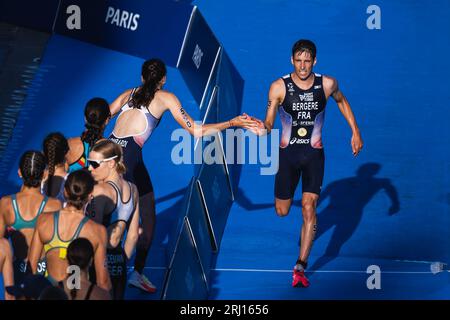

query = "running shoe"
[292,269,310,287]
[128,270,157,293]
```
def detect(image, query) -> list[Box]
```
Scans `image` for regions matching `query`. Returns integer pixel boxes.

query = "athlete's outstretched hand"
[241,113,266,136]
[351,132,363,156]
[230,113,259,130]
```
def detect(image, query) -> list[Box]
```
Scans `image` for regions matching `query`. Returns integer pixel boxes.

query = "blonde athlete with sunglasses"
[87,140,140,300]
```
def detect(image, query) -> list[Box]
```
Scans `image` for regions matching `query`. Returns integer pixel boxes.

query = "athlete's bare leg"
[134,192,156,273]
[275,197,293,217]
[298,192,318,265]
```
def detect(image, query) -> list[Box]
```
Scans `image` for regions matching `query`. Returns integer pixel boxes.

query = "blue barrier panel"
[198,47,221,114]
[196,151,233,251]
[162,218,208,300]
[194,84,219,176]
[165,177,195,263]
[165,176,213,283]
[186,180,214,283]
[202,85,219,125]
[177,7,221,105]
[216,49,245,194]
[53,0,192,66]
[0,0,60,32]
[216,49,244,122]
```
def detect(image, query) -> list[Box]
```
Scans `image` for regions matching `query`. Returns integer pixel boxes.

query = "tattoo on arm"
[267,99,280,110]
[179,107,192,128]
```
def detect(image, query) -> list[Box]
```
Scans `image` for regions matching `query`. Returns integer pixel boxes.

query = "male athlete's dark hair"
[90,140,126,174]
[64,170,95,210]
[67,238,94,300]
[19,151,46,188]
[81,97,110,146]
[292,39,317,60]
[43,132,69,194]
[130,58,166,108]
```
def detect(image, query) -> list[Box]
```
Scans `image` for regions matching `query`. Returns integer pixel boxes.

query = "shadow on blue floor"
[310,163,400,272]
[232,163,400,271]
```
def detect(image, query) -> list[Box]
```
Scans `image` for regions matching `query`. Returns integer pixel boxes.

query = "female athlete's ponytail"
[43,132,69,195]
[67,238,94,300]
[130,58,166,108]
[65,170,95,210]
[81,97,110,146]
[19,151,46,188]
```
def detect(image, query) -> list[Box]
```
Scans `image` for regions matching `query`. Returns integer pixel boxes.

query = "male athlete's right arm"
[251,79,285,136]
[264,79,285,133]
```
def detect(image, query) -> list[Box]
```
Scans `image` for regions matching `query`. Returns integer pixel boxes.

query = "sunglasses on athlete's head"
[87,155,118,169]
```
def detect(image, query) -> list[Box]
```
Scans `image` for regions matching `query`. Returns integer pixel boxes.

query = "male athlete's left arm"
[325,76,363,156]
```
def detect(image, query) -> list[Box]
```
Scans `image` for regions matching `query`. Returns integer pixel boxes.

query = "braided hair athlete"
[42,132,70,202]
[0,151,62,284]
[66,98,110,172]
